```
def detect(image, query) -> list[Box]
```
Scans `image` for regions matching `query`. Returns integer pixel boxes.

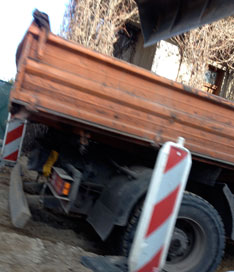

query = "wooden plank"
[11,22,234,166]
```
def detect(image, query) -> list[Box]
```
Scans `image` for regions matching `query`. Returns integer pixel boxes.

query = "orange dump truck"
[9,9,234,272]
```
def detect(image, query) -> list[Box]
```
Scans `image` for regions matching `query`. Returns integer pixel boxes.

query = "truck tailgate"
[11,22,234,166]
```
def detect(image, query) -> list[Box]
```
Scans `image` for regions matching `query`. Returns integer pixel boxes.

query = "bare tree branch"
[173,16,234,90]
[61,0,139,56]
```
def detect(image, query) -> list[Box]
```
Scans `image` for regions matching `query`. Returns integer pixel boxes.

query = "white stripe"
[7,120,24,133]
[2,138,21,158]
[152,157,189,205]
[135,217,172,270]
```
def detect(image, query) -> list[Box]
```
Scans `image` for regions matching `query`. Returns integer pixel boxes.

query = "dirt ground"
[0,165,233,272]
[0,166,97,272]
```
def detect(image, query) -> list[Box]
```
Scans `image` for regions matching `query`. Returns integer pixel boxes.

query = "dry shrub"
[62,0,138,56]
[173,16,234,90]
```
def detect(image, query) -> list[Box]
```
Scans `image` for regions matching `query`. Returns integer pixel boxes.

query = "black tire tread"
[178,192,225,272]
[122,191,225,272]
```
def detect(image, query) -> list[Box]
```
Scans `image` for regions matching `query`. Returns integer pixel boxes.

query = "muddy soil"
[0,165,233,272]
[0,167,97,272]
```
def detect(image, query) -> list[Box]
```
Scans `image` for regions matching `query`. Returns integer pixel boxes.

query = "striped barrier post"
[0,113,26,165]
[128,137,192,272]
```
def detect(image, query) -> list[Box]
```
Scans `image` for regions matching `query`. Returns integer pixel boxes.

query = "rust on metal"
[10,22,234,166]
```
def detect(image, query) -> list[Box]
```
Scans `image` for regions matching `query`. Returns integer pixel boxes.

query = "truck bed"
[11,22,234,166]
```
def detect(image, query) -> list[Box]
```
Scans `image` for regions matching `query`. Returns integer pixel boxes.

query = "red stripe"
[54,174,65,195]
[164,146,187,173]
[146,185,180,237]
[5,124,24,145]
[4,150,19,161]
[137,246,163,272]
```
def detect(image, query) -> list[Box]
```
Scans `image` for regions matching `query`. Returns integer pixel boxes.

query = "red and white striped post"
[128,137,192,272]
[1,113,26,165]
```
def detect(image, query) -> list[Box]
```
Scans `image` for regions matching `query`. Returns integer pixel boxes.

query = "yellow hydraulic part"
[43,150,59,177]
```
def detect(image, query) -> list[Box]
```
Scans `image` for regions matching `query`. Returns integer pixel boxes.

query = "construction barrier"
[1,114,26,165]
[129,137,192,272]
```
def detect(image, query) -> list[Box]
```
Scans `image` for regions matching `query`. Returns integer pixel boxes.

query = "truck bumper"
[9,163,31,228]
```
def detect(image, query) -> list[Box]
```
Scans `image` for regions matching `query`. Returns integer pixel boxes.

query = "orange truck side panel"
[11,23,234,166]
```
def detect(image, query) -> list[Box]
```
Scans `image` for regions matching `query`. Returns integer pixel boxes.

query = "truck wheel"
[122,192,225,272]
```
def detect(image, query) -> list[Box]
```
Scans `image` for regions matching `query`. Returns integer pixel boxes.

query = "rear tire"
[122,192,225,272]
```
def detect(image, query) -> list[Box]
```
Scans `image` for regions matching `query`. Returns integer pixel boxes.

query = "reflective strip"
[146,185,180,237]
[164,146,187,173]
[129,140,192,272]
[136,147,187,270]
[5,124,24,145]
[4,150,19,161]
[2,137,22,159]
[134,186,180,270]
[151,156,188,205]
[54,174,64,195]
[7,120,24,133]
[137,247,163,272]
[1,114,26,163]
[135,218,170,270]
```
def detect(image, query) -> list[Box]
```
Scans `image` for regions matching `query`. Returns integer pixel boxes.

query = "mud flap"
[9,163,31,228]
